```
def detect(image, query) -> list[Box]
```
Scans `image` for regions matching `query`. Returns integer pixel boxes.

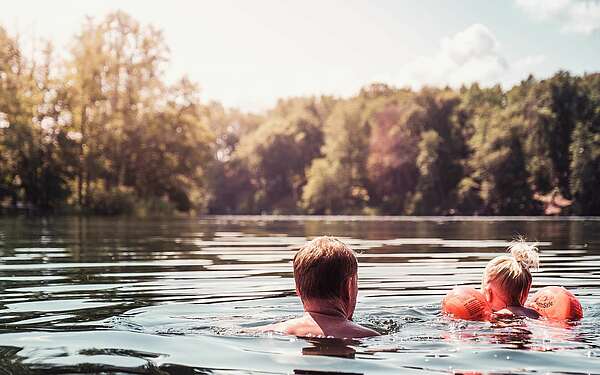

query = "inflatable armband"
[442,286,492,321]
[526,286,583,321]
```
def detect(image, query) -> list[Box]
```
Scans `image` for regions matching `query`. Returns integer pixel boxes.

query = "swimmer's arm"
[347,322,380,337]
[358,327,381,337]
[249,321,286,333]
[251,317,308,335]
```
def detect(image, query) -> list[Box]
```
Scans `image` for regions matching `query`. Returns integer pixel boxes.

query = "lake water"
[0,216,599,374]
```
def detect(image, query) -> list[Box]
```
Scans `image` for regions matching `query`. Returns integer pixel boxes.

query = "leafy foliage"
[0,13,599,216]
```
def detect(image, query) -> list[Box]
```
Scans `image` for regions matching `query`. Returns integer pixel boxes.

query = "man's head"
[293,236,358,316]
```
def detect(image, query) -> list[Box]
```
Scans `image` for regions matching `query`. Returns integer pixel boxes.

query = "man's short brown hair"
[293,236,358,300]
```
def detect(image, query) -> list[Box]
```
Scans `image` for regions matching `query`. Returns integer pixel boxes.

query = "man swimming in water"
[258,236,379,338]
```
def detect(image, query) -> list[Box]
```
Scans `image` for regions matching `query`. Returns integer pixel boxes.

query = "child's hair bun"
[508,238,539,270]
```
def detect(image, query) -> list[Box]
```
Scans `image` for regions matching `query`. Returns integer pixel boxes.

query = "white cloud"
[393,24,544,89]
[516,0,600,34]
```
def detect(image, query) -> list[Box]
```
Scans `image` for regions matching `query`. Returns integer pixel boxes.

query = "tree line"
[1,12,598,216]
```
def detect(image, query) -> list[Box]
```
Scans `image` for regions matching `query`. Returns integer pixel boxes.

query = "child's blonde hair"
[482,239,540,305]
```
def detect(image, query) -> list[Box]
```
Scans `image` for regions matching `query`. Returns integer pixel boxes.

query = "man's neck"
[303,298,349,320]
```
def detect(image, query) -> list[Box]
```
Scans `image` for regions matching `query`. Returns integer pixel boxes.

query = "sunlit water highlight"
[0,216,599,374]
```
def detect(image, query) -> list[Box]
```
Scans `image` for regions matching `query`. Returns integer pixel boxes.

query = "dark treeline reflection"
[0,11,599,216]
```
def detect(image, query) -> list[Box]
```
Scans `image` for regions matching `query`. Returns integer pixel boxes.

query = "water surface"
[1,216,599,374]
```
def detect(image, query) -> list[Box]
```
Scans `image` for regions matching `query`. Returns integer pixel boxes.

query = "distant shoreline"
[2,211,599,221]
[203,215,600,222]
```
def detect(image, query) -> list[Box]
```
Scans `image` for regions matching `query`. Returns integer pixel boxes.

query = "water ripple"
[0,216,599,374]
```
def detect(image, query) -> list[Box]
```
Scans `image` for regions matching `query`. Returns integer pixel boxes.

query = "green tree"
[0,29,73,210]
[404,89,466,215]
[0,27,31,205]
[364,89,418,214]
[302,98,370,214]
[456,84,506,214]
[570,73,600,215]
[459,102,541,215]
[236,97,327,213]
[204,102,263,214]
[516,72,586,197]
[62,12,213,213]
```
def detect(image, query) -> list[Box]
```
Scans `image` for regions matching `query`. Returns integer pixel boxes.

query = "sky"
[1,0,599,112]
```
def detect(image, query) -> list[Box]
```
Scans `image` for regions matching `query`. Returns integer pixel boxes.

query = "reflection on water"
[302,338,359,359]
[0,216,599,374]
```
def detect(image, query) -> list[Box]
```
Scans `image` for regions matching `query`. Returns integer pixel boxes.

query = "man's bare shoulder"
[255,317,322,336]
[345,321,380,338]
[254,317,378,338]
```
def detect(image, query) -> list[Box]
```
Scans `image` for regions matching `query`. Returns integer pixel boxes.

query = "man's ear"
[343,275,357,296]
[345,277,352,297]
[350,274,358,292]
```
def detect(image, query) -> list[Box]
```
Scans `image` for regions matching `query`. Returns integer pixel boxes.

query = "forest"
[0,12,599,216]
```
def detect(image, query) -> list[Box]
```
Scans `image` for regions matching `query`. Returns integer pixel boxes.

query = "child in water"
[257,236,379,338]
[482,239,540,319]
